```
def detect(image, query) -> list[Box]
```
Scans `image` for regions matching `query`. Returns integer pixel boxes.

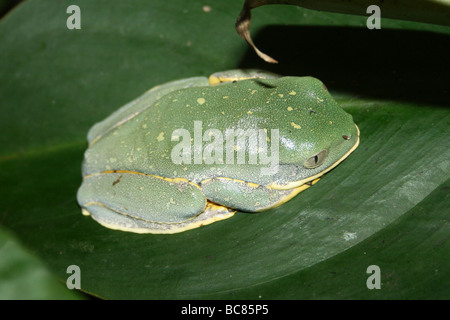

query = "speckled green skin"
[77,71,359,233]
[83,76,357,185]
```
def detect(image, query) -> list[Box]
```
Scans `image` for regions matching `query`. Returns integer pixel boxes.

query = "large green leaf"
[0,0,448,299]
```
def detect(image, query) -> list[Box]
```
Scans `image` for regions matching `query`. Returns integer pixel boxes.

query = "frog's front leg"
[208,69,280,85]
[77,171,233,234]
[200,177,320,212]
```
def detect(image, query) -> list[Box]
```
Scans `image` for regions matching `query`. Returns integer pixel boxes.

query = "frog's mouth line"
[269,124,360,190]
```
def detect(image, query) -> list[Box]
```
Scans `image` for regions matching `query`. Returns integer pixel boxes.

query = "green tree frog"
[77,70,359,234]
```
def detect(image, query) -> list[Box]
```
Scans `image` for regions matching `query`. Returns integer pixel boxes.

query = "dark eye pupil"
[304,149,328,169]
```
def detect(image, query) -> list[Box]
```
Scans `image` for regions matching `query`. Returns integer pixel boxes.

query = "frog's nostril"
[342,135,351,140]
[304,149,327,169]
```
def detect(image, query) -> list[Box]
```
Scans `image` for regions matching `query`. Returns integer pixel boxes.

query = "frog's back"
[82,77,355,187]
[83,78,286,183]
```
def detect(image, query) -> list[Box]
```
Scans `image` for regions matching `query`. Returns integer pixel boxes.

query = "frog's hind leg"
[200,177,320,212]
[77,171,233,234]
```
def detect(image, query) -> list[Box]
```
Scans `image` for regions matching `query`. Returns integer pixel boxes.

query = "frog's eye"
[304,150,328,169]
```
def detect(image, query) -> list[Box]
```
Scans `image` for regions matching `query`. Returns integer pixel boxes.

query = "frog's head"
[266,77,360,190]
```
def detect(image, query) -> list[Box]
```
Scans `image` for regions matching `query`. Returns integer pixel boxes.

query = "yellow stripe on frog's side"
[83,169,203,190]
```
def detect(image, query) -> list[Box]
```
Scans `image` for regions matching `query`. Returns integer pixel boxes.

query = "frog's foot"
[77,171,234,234]
[200,177,320,212]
